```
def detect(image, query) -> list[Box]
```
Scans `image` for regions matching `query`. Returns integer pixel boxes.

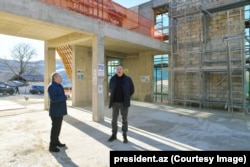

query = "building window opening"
[153,54,168,103]
[154,7,169,42]
[107,59,122,82]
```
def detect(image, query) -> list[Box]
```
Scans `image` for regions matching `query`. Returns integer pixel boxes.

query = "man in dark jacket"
[48,72,68,152]
[108,65,134,143]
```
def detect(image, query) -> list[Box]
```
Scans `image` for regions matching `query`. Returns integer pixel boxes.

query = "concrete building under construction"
[0,0,249,120]
[47,0,250,114]
[129,0,250,114]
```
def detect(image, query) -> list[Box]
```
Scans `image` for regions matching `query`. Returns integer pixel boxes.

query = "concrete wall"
[72,46,92,106]
[130,0,168,21]
[138,2,154,21]
[152,0,169,8]
[69,47,154,105]
[123,52,153,102]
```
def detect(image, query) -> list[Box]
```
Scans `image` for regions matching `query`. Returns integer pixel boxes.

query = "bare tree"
[3,43,38,78]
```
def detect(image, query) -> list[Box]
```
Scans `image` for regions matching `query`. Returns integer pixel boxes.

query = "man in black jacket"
[47,72,68,152]
[108,65,134,143]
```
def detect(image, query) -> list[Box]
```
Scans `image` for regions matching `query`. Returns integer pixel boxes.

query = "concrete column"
[72,45,92,106]
[44,43,56,110]
[169,53,173,105]
[92,35,105,122]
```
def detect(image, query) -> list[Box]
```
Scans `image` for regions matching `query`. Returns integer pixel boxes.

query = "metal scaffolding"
[169,0,250,114]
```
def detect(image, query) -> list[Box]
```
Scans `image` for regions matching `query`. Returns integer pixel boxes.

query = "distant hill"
[0,58,71,87]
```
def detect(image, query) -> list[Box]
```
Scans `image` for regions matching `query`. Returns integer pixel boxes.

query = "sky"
[0,0,150,61]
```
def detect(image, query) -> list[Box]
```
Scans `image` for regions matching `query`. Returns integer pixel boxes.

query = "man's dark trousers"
[50,116,63,147]
[111,102,128,136]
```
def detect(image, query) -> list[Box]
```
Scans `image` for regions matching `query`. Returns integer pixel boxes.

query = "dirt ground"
[0,94,113,167]
[0,95,55,166]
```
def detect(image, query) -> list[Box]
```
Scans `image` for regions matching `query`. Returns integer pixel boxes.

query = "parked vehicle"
[0,82,15,95]
[29,85,44,94]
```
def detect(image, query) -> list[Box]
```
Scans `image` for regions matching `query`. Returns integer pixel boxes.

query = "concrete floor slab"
[0,95,250,166]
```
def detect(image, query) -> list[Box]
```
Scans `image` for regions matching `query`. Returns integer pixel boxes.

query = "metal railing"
[41,0,166,40]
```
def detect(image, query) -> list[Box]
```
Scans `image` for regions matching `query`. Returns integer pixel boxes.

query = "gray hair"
[51,72,60,81]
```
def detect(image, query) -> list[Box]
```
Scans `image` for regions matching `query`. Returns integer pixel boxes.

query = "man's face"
[55,75,62,84]
[116,66,124,77]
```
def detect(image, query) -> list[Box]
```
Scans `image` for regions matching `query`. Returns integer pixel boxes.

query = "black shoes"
[108,134,128,143]
[123,135,128,143]
[49,142,65,152]
[108,135,117,142]
[49,146,60,152]
[57,142,66,147]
